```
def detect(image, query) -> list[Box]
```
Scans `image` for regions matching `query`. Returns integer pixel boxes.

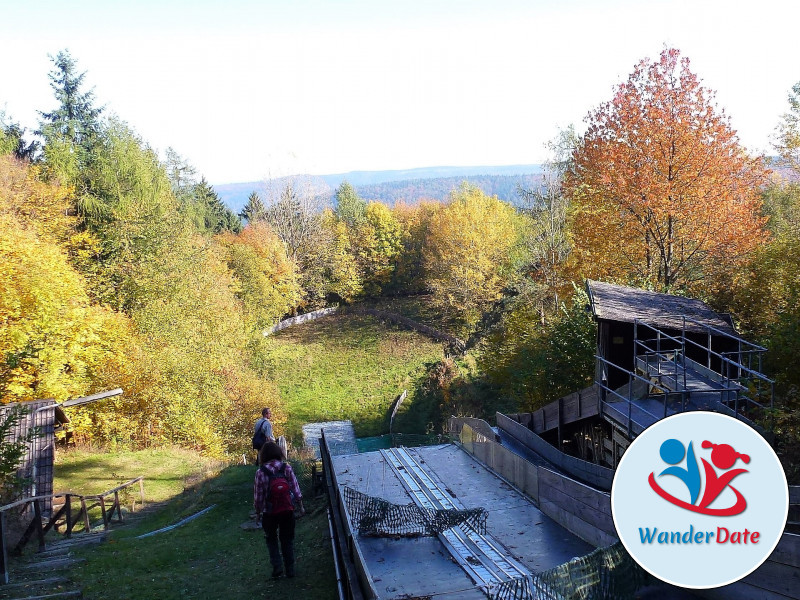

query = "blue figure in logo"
[658,438,701,505]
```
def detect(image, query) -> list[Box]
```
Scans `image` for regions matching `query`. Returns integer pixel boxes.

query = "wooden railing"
[0,477,145,584]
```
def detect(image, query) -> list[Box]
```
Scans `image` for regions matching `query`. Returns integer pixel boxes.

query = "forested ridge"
[1,49,799,478]
[355,173,543,206]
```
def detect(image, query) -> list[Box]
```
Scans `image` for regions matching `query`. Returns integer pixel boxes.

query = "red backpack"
[261,463,295,515]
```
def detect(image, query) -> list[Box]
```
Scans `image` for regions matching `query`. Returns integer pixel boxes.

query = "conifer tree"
[240,191,267,224]
[0,112,38,160]
[194,178,242,234]
[335,181,367,226]
[38,50,103,183]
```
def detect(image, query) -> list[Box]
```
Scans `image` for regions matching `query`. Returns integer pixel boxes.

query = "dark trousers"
[262,511,295,571]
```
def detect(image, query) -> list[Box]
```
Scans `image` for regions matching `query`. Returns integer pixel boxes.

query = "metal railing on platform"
[630,317,775,419]
[681,316,774,413]
[595,355,684,437]
[633,320,688,391]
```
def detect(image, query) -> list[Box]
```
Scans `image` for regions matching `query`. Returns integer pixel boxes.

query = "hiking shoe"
[271,568,284,579]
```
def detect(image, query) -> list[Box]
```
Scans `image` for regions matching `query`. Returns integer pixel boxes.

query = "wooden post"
[80,497,90,533]
[557,397,563,452]
[139,478,145,509]
[65,495,73,538]
[99,497,108,530]
[114,491,121,522]
[33,500,45,552]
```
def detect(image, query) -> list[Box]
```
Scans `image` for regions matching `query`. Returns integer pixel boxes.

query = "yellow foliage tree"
[218,222,302,331]
[0,213,134,403]
[321,211,363,303]
[392,200,440,293]
[423,184,520,325]
[353,202,403,296]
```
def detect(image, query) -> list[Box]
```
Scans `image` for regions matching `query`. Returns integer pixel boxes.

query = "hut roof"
[585,280,736,334]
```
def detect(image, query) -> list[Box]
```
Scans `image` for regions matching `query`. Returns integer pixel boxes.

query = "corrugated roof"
[586,280,736,334]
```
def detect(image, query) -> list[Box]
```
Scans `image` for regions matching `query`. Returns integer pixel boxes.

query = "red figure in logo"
[648,439,750,516]
[697,441,749,513]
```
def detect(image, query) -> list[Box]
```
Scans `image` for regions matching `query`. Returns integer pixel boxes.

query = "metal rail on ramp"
[381,447,535,596]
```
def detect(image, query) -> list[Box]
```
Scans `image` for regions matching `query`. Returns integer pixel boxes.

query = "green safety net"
[356,433,450,453]
[489,542,654,600]
[343,486,487,538]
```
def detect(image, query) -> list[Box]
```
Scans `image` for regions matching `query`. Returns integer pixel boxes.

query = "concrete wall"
[263,307,340,336]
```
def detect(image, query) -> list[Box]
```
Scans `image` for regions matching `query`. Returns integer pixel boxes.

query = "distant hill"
[214,164,543,214]
[357,174,544,206]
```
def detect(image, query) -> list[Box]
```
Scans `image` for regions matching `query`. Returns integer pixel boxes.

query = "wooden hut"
[0,389,121,515]
[585,280,740,388]
[0,400,69,513]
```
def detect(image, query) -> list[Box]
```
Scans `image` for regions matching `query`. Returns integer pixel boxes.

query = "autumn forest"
[1,48,799,475]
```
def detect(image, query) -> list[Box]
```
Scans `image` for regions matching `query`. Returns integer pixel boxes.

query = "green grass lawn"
[53,450,336,600]
[260,312,444,440]
[54,447,224,504]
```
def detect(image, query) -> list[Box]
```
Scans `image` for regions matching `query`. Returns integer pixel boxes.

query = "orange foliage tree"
[566,48,768,293]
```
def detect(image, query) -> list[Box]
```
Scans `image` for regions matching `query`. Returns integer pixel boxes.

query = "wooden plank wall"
[446,416,496,441]
[537,467,617,548]
[497,412,614,490]
[507,385,601,435]
[320,433,375,600]
[459,424,539,504]
[698,532,800,599]
[1,400,55,514]
[459,424,615,548]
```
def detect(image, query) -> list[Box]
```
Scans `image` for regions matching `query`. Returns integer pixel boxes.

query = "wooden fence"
[0,477,145,584]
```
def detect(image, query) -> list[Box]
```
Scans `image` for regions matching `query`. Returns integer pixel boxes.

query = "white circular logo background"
[611,412,788,588]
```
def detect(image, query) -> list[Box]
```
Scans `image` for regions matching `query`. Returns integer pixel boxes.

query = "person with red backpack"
[254,442,305,578]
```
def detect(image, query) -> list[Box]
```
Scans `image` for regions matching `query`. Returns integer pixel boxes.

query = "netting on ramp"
[342,486,487,538]
[488,542,653,600]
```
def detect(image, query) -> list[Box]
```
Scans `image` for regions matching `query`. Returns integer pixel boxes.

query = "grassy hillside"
[259,312,445,440]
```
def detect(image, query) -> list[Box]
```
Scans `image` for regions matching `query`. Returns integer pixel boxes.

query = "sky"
[0,0,797,184]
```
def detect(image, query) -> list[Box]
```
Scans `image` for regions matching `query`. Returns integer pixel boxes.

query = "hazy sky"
[1,0,797,184]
